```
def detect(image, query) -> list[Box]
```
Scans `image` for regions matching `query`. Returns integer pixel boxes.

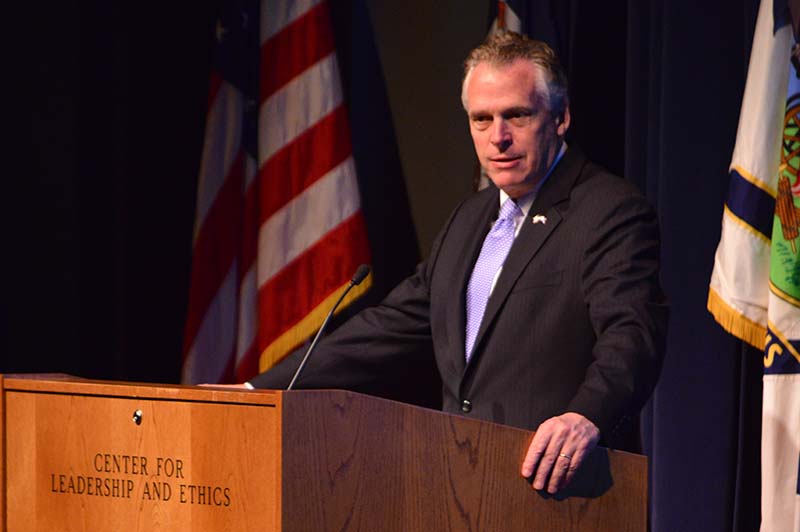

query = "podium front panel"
[3,377,282,531]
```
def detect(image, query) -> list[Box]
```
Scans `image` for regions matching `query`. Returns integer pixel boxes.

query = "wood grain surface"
[3,376,282,531]
[2,376,646,531]
[281,390,646,532]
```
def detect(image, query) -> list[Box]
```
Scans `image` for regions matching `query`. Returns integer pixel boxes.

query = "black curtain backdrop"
[11,0,766,530]
[548,1,762,529]
[9,0,217,382]
[626,2,762,530]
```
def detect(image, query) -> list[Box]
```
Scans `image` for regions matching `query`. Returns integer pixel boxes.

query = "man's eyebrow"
[502,106,534,116]
[469,106,534,119]
[468,110,492,119]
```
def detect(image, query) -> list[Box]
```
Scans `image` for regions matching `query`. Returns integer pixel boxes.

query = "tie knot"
[498,198,520,221]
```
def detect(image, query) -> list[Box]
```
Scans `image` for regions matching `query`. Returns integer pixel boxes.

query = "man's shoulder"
[577,160,642,197]
[572,159,651,210]
[558,157,658,233]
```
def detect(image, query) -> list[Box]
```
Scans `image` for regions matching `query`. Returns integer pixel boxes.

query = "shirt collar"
[499,142,567,216]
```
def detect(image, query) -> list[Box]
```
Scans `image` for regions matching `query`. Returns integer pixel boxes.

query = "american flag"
[182,0,372,384]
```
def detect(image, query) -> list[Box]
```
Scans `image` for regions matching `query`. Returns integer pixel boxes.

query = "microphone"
[351,264,371,285]
[286,264,371,390]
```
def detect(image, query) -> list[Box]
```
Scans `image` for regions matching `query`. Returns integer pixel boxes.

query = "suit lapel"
[466,147,587,370]
[447,189,499,375]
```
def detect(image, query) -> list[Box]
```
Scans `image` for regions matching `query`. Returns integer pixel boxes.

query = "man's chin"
[487,175,537,197]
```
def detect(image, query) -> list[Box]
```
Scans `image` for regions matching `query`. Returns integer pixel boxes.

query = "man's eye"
[508,114,532,126]
[472,116,492,129]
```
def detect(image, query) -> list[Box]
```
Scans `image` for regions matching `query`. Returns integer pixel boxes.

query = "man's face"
[464,59,570,198]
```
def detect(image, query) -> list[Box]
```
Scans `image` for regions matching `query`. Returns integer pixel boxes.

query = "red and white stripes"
[183,0,371,384]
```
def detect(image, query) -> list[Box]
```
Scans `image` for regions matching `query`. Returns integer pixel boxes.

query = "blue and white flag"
[708,0,800,529]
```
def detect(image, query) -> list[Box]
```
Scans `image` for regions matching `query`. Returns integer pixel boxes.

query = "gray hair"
[461,31,568,115]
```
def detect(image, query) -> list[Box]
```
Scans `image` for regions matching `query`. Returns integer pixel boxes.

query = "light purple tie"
[465,198,521,360]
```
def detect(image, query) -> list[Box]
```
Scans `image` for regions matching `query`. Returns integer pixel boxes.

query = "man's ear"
[556,106,571,136]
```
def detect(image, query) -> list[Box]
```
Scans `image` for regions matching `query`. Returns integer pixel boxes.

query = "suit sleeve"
[566,191,669,442]
[247,204,462,401]
[247,263,435,394]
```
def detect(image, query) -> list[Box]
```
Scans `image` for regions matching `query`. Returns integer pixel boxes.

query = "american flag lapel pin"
[532,214,547,225]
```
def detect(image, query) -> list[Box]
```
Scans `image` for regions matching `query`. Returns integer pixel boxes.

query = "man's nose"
[489,119,512,149]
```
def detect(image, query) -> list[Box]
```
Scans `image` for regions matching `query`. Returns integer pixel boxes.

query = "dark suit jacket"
[250,147,668,450]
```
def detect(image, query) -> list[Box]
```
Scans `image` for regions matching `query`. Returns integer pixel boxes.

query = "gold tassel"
[707,288,766,350]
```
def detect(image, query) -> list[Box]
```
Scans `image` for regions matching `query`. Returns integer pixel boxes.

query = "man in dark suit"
[249,31,668,494]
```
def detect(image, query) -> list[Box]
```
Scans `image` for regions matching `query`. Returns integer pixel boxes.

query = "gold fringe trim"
[258,273,373,373]
[707,287,767,350]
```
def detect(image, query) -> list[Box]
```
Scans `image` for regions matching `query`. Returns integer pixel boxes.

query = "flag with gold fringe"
[182,0,372,385]
[708,0,800,529]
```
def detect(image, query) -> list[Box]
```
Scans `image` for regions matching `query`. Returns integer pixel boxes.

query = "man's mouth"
[490,155,523,167]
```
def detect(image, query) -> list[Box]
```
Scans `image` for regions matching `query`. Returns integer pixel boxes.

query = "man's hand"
[520,412,600,494]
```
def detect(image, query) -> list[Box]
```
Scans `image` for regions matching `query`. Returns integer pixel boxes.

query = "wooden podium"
[0,374,646,531]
